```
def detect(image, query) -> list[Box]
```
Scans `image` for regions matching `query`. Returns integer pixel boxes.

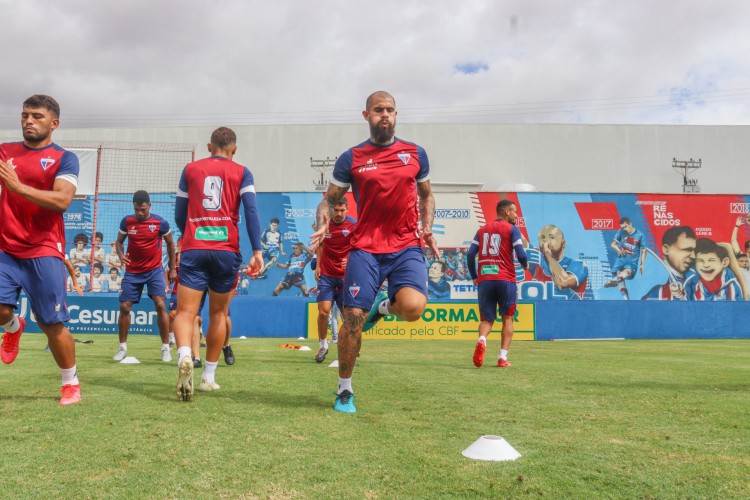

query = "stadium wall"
[3,123,750,193]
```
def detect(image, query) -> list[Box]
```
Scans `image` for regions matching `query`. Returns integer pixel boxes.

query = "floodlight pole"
[310,156,337,191]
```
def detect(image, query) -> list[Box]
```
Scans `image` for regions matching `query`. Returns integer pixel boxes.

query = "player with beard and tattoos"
[310,91,439,413]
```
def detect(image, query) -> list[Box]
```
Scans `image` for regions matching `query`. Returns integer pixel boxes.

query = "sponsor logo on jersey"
[397,153,411,165]
[40,157,56,171]
[349,282,361,298]
[128,226,137,235]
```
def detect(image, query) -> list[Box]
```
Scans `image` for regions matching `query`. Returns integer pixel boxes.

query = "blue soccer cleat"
[362,291,388,332]
[334,390,356,413]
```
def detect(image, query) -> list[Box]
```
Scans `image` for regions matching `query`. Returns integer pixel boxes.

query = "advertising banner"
[306,302,535,340]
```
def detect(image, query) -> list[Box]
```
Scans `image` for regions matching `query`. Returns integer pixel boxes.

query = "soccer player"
[258,218,285,278]
[0,94,82,405]
[310,91,439,413]
[603,217,647,299]
[114,190,177,362]
[642,226,696,300]
[313,198,356,363]
[467,199,528,368]
[272,242,314,297]
[527,224,588,300]
[173,126,262,401]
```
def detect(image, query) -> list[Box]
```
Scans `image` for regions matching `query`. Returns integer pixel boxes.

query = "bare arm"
[0,160,76,212]
[417,180,440,258]
[542,243,579,290]
[164,232,177,284]
[309,184,349,251]
[731,216,744,255]
[116,232,130,267]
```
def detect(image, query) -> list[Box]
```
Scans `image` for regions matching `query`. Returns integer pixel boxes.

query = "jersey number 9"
[202,176,223,211]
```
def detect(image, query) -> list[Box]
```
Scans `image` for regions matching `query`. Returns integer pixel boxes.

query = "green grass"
[1,335,748,498]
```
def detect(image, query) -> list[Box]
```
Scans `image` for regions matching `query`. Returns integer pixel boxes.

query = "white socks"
[61,366,79,386]
[1,316,20,333]
[478,336,487,344]
[202,361,218,383]
[177,346,192,364]
[377,299,390,315]
[337,377,352,395]
[320,339,328,349]
[119,342,127,351]
[499,349,509,360]
[161,343,169,351]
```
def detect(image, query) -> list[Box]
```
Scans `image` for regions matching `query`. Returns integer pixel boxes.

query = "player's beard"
[23,128,49,143]
[370,119,395,144]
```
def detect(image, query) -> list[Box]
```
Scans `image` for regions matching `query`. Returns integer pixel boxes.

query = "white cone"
[298,346,312,351]
[120,356,141,364]
[297,337,306,340]
[462,436,521,461]
[328,360,339,368]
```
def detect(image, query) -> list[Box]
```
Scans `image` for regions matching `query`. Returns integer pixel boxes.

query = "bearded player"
[310,91,439,413]
[0,95,82,405]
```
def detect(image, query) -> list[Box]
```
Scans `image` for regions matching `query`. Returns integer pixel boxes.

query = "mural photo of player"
[641,226,696,300]
[258,217,285,279]
[526,224,588,300]
[273,242,313,297]
[684,238,746,301]
[604,217,647,299]
[427,261,451,299]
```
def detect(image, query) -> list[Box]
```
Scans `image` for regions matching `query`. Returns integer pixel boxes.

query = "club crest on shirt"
[40,157,56,171]
[349,282,361,298]
[149,224,157,232]
[397,153,411,165]
[342,230,350,237]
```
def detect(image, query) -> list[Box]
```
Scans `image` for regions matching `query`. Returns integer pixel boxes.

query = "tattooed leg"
[338,306,366,378]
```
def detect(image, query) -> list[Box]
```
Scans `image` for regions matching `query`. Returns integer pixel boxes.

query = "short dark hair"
[133,190,150,205]
[736,252,747,260]
[335,197,349,207]
[744,240,750,252]
[365,91,395,111]
[95,232,103,241]
[93,263,104,272]
[619,217,631,225]
[23,94,60,118]
[210,127,237,149]
[270,218,279,224]
[662,226,696,246]
[433,260,447,273]
[695,238,727,260]
[496,199,515,215]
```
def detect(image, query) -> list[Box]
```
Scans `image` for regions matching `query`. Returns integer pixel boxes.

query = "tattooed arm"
[309,184,349,251]
[417,179,439,258]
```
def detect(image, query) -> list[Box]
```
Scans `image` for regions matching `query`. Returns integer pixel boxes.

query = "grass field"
[1,334,748,498]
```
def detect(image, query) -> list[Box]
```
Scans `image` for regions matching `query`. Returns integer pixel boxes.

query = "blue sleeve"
[311,257,317,271]
[175,198,187,235]
[332,149,353,186]
[241,192,262,251]
[510,226,527,268]
[119,217,128,233]
[467,231,479,280]
[160,217,170,235]
[613,229,623,245]
[260,229,268,244]
[568,260,589,283]
[175,168,188,234]
[416,146,430,182]
[58,150,80,176]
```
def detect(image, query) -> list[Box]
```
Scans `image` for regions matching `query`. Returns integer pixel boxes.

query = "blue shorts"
[263,247,280,260]
[343,246,427,310]
[0,252,69,325]
[120,267,167,303]
[281,273,306,288]
[179,249,241,294]
[317,274,344,310]
[478,280,517,323]
[613,256,638,276]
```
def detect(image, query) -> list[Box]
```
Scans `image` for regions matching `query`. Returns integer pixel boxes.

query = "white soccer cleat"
[176,356,194,402]
[161,346,172,362]
[113,347,127,361]
[198,378,220,392]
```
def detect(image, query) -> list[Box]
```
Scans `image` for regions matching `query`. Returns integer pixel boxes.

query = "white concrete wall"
[2,123,748,194]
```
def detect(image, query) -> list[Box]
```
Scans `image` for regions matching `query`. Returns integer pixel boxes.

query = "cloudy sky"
[2,0,750,129]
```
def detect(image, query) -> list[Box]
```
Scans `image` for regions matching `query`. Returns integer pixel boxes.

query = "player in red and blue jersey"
[173,127,263,401]
[114,190,176,363]
[683,238,744,301]
[313,197,356,363]
[0,95,82,405]
[467,200,528,368]
[604,217,647,299]
[310,91,439,413]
